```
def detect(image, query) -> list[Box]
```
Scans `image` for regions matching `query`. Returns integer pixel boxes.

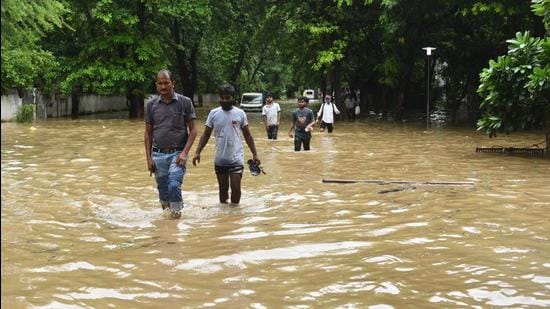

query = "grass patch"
[16,104,34,122]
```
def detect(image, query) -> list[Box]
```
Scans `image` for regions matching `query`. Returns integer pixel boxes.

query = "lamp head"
[422,47,436,55]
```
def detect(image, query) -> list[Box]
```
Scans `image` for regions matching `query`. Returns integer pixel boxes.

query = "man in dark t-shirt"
[288,96,315,151]
[144,70,197,219]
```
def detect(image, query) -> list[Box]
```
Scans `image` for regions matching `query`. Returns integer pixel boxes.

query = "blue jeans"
[152,151,186,211]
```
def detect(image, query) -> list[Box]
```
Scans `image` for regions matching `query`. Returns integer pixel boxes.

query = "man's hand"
[192,153,201,166]
[147,159,156,176]
[252,154,260,166]
[176,152,188,166]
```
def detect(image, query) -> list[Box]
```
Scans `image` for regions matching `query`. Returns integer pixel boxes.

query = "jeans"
[267,125,278,139]
[152,151,186,211]
[294,132,311,151]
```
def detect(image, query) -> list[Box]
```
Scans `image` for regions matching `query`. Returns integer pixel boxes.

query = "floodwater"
[2,109,549,308]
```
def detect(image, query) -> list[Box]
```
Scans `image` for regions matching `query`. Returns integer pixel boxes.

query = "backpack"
[318,103,337,120]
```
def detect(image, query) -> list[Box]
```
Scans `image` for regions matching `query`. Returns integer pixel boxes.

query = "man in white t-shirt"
[192,84,260,204]
[262,93,281,140]
[316,95,341,133]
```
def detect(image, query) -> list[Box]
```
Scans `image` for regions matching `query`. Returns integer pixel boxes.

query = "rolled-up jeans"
[152,151,185,212]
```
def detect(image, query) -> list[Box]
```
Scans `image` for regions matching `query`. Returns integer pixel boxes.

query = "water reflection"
[1,113,549,308]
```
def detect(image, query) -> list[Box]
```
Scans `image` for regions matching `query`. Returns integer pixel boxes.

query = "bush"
[477,31,548,137]
[16,104,35,122]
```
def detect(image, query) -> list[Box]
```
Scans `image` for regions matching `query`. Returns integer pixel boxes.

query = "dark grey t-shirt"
[145,93,196,149]
[292,108,314,134]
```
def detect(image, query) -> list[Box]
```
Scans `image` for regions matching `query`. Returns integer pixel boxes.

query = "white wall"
[1,91,127,120]
[79,95,127,113]
[2,90,219,121]
[1,90,22,121]
[144,93,218,108]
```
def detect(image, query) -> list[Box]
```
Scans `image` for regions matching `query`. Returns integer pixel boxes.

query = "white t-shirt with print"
[205,106,248,166]
[262,102,281,126]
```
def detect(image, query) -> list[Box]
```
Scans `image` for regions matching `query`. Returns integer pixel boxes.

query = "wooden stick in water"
[322,178,474,186]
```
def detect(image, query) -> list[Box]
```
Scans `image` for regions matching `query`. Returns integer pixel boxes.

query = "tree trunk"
[71,86,81,119]
[127,2,146,119]
[128,90,144,119]
[358,83,367,119]
[172,19,193,101]
[230,44,247,94]
[320,74,327,101]
[546,131,549,159]
[546,105,550,158]
[380,86,389,118]
[396,92,404,122]
[249,56,265,83]
[333,62,342,117]
[189,41,199,104]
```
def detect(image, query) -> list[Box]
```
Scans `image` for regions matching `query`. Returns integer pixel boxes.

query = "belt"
[152,147,183,154]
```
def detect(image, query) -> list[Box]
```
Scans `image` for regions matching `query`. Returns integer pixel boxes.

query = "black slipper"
[247,159,265,176]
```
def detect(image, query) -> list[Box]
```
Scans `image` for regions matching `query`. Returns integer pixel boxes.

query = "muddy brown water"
[2,110,549,308]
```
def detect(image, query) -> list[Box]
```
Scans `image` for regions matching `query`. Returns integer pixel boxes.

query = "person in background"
[192,83,260,205]
[144,69,198,219]
[262,93,281,140]
[345,92,355,121]
[316,94,341,133]
[288,96,315,151]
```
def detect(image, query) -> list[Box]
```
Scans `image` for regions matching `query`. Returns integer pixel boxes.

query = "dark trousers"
[267,125,278,139]
[294,133,311,151]
[347,108,355,120]
[320,121,334,133]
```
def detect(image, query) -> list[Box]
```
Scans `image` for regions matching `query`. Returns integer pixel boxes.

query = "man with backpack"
[316,94,341,133]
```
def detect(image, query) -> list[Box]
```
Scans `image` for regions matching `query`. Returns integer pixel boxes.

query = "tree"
[1,0,68,94]
[477,29,549,153]
[477,0,549,156]
[160,0,211,103]
[52,0,169,118]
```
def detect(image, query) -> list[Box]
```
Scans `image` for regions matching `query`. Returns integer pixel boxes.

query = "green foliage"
[477,31,549,137]
[531,0,550,33]
[1,48,57,91]
[55,1,168,95]
[1,0,68,93]
[1,0,68,39]
[1,0,544,129]
[15,104,35,122]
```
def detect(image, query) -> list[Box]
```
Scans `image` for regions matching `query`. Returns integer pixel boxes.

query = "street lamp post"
[422,47,436,130]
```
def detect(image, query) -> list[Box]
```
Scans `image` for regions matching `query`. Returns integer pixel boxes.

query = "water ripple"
[55,288,169,300]
[466,287,550,306]
[176,241,371,273]
[30,261,124,276]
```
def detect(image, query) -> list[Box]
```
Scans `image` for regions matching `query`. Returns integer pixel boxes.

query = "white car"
[302,89,318,103]
[240,92,264,112]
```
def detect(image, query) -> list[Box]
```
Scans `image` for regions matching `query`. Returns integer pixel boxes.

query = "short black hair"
[298,96,309,103]
[218,83,235,96]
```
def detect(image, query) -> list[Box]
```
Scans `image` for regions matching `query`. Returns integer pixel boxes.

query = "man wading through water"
[145,69,198,219]
[316,94,341,133]
[192,83,260,205]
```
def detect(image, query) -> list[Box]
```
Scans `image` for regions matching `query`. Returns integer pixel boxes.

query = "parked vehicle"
[302,89,319,103]
[240,92,265,112]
